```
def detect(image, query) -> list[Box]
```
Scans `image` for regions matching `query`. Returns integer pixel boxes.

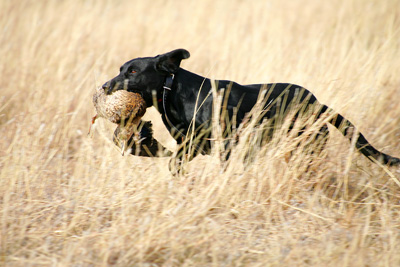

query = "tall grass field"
[1,0,400,265]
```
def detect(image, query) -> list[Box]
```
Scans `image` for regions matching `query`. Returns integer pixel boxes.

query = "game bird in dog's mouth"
[90,86,147,155]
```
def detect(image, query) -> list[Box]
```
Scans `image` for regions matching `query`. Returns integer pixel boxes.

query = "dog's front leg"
[168,140,193,175]
[168,135,207,175]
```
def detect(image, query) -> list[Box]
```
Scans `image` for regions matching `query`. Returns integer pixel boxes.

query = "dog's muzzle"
[102,81,115,95]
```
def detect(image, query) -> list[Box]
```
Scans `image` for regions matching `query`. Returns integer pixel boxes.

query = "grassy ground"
[1,0,400,266]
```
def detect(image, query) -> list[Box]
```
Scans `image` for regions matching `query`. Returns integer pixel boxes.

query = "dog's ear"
[156,49,190,74]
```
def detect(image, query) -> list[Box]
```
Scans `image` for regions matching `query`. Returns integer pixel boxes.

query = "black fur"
[103,49,400,167]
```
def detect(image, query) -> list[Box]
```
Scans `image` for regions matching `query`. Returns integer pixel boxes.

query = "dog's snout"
[102,80,116,95]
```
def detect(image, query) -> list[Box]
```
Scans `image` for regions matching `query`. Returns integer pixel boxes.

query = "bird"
[112,121,173,157]
[90,87,147,155]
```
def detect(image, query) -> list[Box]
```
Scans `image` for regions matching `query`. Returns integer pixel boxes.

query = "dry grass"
[1,0,400,266]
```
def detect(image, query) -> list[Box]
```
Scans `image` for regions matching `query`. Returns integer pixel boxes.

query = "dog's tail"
[327,110,400,166]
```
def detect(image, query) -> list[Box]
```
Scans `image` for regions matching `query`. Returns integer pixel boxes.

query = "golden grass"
[1,0,400,265]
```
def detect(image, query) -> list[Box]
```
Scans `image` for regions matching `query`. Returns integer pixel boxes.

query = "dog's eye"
[131,70,137,74]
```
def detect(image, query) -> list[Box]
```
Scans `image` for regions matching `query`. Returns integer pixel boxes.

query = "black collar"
[163,74,174,91]
[162,74,174,115]
[162,74,183,136]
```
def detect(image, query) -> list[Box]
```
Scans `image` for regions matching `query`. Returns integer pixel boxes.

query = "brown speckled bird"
[90,87,147,155]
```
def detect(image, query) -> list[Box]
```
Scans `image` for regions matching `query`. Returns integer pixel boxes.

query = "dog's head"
[102,49,190,106]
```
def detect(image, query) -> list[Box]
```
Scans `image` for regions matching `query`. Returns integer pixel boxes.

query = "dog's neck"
[154,74,175,111]
[159,74,174,115]
[155,68,211,111]
[163,74,174,91]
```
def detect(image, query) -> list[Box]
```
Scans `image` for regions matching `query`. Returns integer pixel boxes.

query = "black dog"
[102,49,400,168]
